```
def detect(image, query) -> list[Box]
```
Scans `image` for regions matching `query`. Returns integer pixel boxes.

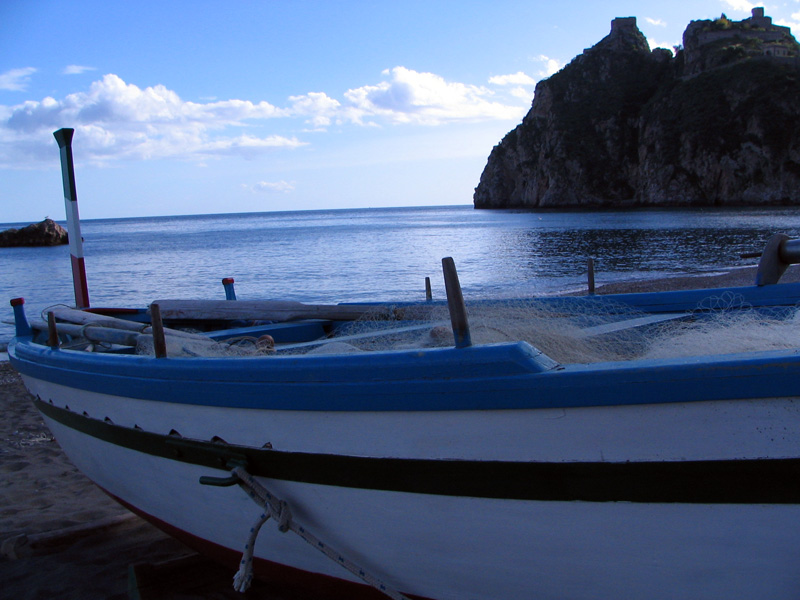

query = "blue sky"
[2,0,800,222]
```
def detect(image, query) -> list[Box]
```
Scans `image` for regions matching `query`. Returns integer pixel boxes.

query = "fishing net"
[644,307,800,359]
[278,293,800,363]
[128,292,800,363]
[295,298,653,363]
[134,333,276,358]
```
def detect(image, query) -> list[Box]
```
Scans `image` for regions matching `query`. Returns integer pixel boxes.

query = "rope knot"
[274,499,292,532]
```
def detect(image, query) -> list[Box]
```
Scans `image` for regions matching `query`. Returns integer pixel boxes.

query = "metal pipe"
[779,239,800,265]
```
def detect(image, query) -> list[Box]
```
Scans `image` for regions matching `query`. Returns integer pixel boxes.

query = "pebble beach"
[1,265,797,599]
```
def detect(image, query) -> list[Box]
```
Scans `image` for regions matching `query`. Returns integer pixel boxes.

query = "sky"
[2,0,800,223]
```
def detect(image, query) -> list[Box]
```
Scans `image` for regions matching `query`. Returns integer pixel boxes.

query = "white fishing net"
[644,307,800,359]
[134,333,277,358]
[128,293,800,363]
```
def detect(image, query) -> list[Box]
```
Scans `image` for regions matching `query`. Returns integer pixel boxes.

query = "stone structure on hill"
[473,8,800,209]
[0,219,69,247]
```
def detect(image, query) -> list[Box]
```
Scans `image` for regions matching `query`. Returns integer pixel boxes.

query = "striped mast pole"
[53,128,90,308]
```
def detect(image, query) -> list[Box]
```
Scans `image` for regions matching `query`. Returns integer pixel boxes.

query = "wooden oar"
[151,299,399,322]
[49,306,209,340]
[30,320,142,347]
[31,317,225,356]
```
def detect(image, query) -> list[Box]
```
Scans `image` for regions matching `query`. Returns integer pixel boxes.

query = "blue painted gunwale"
[9,334,800,411]
[11,282,800,412]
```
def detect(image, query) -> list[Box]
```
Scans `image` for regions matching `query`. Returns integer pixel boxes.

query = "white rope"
[232,511,270,592]
[230,466,410,600]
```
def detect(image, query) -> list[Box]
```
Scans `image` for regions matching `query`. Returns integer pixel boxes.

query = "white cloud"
[0,67,37,91]
[288,91,341,128]
[775,11,800,29]
[0,74,300,166]
[243,180,295,193]
[63,65,96,75]
[645,17,666,27]
[509,86,535,100]
[531,55,562,77]
[341,66,522,126]
[721,0,756,12]
[489,72,536,86]
[0,67,531,167]
[648,38,679,52]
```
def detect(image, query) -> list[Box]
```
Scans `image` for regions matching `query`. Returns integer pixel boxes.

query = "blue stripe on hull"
[10,337,800,411]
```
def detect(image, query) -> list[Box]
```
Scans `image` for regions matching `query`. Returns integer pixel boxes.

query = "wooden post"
[441,257,472,348]
[47,312,60,348]
[587,257,595,295]
[53,128,90,308]
[149,303,168,358]
[425,276,432,301]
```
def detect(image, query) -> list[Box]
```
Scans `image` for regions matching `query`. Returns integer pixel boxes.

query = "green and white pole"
[53,128,90,308]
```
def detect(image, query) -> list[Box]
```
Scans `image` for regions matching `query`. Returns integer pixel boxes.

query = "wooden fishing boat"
[8,245,800,600]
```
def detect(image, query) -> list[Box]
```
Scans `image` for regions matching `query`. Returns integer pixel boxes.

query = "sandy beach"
[1,265,797,599]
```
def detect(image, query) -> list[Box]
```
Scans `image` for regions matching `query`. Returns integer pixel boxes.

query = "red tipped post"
[10,298,32,337]
[53,128,90,308]
[222,277,237,301]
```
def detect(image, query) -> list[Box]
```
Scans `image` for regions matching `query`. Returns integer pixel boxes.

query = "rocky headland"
[0,219,68,247]
[474,8,800,209]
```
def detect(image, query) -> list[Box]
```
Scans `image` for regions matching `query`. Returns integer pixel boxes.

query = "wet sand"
[1,266,797,598]
[591,265,800,294]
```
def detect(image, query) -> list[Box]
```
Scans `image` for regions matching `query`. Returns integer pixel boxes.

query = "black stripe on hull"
[35,398,800,504]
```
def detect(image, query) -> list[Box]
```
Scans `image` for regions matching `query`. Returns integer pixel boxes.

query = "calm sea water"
[3,204,800,347]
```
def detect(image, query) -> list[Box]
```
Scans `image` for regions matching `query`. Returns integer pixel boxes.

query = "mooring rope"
[228,466,411,600]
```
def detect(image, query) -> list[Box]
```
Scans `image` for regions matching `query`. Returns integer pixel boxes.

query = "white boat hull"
[25,375,800,600]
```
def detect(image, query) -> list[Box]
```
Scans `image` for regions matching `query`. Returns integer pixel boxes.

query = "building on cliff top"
[679,7,800,76]
[687,7,799,61]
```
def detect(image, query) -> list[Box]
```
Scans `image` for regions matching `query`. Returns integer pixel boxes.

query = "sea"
[3,203,800,349]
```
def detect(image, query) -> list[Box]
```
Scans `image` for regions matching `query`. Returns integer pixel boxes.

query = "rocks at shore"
[474,9,800,209]
[0,219,68,247]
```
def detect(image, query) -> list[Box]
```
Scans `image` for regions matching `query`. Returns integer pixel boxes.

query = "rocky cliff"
[473,10,800,208]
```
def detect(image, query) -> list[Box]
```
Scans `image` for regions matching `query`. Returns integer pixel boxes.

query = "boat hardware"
[756,233,800,285]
